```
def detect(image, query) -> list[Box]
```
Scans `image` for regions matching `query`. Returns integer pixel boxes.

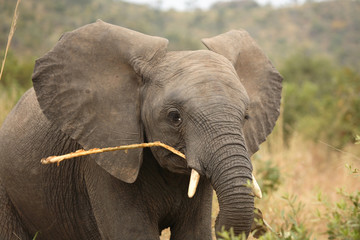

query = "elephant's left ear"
[32,20,168,183]
[202,30,282,156]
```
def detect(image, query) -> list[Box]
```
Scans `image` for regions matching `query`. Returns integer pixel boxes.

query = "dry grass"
[248,128,359,239]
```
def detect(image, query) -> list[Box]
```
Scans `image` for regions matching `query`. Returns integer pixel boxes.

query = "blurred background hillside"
[1,0,359,239]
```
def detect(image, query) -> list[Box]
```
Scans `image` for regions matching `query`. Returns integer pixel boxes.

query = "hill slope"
[1,0,359,70]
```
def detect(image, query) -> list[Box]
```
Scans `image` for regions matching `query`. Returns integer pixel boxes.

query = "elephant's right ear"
[32,20,168,183]
[202,30,282,157]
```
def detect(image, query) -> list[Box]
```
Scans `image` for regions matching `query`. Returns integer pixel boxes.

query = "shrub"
[217,227,247,240]
[260,194,312,240]
[281,51,360,147]
[320,189,360,240]
[256,159,281,196]
[0,51,34,90]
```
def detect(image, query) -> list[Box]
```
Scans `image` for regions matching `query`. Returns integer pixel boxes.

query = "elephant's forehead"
[166,50,236,74]
[160,50,242,87]
[166,77,248,106]
[166,52,246,93]
[147,50,249,110]
[163,74,249,113]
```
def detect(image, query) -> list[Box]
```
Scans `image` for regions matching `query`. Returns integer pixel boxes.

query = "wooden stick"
[41,141,186,165]
[0,0,21,81]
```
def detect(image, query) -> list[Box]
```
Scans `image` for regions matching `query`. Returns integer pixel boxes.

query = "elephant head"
[32,20,282,237]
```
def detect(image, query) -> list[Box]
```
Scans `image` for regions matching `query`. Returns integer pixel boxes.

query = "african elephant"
[0,20,282,239]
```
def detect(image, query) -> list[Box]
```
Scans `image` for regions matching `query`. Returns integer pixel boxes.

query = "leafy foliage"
[217,227,247,240]
[255,158,281,196]
[356,135,360,145]
[0,80,27,124]
[321,189,360,240]
[345,164,360,175]
[0,51,32,124]
[261,194,312,240]
[0,51,33,89]
[1,0,360,71]
[281,51,360,147]
[257,189,360,239]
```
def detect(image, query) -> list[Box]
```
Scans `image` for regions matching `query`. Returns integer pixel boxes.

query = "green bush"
[0,51,34,90]
[0,83,26,124]
[0,51,31,124]
[356,135,360,145]
[260,194,312,240]
[256,159,281,196]
[281,51,360,147]
[217,227,247,240]
[321,189,360,240]
[324,68,360,147]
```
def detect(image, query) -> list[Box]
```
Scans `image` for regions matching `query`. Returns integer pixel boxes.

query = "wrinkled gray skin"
[0,21,282,240]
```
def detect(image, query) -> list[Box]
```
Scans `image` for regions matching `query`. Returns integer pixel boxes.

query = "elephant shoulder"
[0,88,50,137]
[0,88,61,165]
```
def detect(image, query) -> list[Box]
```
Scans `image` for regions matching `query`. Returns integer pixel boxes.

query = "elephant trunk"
[205,137,254,237]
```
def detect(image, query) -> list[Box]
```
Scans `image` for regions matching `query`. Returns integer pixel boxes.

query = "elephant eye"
[167,109,182,126]
[244,108,250,120]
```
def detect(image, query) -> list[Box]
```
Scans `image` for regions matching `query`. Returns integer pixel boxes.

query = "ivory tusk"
[252,173,262,199]
[188,169,200,198]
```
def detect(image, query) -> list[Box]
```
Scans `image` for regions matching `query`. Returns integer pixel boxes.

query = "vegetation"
[281,51,360,147]
[323,189,360,240]
[0,51,33,123]
[1,0,359,240]
[1,0,360,68]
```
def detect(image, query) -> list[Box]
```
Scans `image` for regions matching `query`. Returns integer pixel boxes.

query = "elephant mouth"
[157,146,189,174]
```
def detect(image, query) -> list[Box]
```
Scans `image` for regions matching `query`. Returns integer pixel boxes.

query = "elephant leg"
[84,160,160,240]
[170,179,213,240]
[0,181,31,240]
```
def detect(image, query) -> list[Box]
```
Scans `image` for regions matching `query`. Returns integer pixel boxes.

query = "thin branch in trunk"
[41,141,185,166]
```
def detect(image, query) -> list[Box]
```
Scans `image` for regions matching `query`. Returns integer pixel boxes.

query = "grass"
[248,126,359,239]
